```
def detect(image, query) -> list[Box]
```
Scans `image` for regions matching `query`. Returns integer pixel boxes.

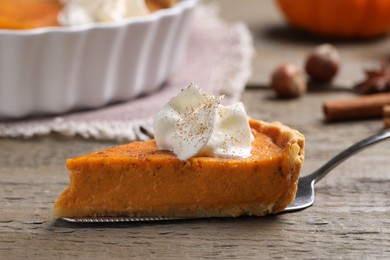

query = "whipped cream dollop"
[154,84,254,161]
[59,0,150,26]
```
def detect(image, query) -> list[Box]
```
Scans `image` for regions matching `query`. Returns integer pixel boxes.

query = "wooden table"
[1,1,389,258]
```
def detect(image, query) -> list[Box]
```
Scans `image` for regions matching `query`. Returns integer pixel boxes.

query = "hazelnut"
[305,44,340,82]
[271,63,307,98]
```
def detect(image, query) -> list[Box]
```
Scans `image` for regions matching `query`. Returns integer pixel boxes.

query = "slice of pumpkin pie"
[53,84,304,218]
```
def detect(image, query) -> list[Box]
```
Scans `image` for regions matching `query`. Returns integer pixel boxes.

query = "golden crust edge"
[249,119,305,213]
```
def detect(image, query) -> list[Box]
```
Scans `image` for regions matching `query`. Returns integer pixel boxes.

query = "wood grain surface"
[1,89,389,259]
[1,0,390,259]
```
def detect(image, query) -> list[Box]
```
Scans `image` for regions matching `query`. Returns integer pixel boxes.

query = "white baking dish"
[0,0,198,119]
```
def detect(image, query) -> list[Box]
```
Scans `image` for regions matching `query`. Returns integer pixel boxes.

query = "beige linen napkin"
[0,5,254,141]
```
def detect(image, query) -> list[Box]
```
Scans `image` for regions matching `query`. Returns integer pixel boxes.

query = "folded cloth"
[0,5,254,141]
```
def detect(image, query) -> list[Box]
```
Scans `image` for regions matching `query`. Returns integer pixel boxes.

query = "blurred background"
[205,0,390,89]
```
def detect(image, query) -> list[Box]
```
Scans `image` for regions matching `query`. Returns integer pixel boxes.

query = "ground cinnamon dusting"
[176,94,219,142]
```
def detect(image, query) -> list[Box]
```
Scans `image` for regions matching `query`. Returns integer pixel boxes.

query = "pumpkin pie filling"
[0,0,176,29]
[53,119,305,218]
[0,0,62,29]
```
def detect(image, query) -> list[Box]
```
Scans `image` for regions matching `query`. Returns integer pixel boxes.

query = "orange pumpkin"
[276,0,390,38]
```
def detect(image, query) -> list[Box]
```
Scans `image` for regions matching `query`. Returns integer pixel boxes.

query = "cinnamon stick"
[323,93,390,122]
[384,105,390,129]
